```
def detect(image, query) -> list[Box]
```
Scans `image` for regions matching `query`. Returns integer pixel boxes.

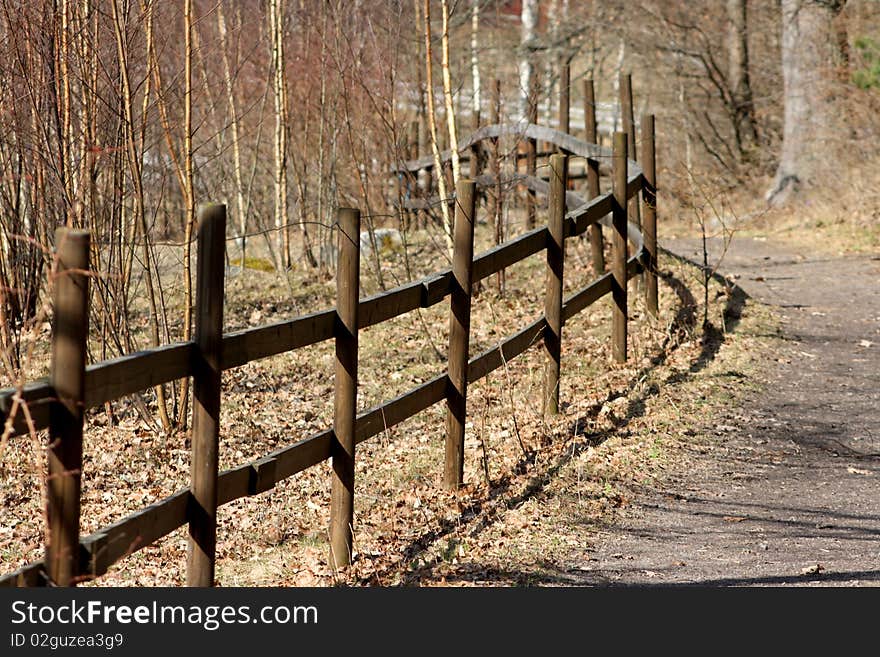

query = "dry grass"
[660,145,880,259]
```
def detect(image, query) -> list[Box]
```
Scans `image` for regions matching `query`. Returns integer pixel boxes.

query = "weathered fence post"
[403,121,419,230]
[408,120,419,161]
[583,78,605,274]
[642,114,659,318]
[612,132,628,364]
[445,180,476,489]
[544,154,567,415]
[330,207,360,569]
[470,98,483,179]
[408,120,426,230]
[46,228,89,587]
[187,203,226,587]
[619,72,641,231]
[489,79,505,295]
[526,76,538,229]
[558,60,570,148]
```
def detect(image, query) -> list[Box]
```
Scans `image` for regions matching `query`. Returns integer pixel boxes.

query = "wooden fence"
[0,78,658,587]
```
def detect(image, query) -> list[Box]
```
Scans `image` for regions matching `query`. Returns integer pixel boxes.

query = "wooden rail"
[0,80,658,588]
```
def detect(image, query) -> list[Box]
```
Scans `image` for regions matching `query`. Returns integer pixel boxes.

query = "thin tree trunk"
[317,0,328,257]
[440,0,460,186]
[726,0,758,156]
[270,0,291,270]
[111,0,171,432]
[177,0,195,429]
[58,0,73,224]
[423,0,453,257]
[217,1,248,265]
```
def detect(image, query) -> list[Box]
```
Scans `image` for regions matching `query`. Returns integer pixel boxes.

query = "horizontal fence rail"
[1,82,659,586]
[0,182,641,441]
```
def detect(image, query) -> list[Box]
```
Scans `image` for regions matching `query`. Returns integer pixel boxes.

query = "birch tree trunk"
[440,0,460,187]
[470,0,481,129]
[519,0,538,122]
[423,0,453,257]
[270,0,291,270]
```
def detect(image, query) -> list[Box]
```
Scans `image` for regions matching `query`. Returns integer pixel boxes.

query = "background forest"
[0,0,877,428]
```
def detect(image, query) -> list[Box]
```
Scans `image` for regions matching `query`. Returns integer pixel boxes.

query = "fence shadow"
[358,250,751,586]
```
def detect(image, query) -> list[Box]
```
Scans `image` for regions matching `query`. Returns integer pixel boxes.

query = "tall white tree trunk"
[423,0,454,257]
[519,0,538,122]
[270,0,290,268]
[440,0,461,186]
[470,0,481,127]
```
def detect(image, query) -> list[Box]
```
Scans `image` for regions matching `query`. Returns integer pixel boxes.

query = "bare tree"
[111,0,172,432]
[727,0,758,155]
[217,1,248,264]
[423,0,454,257]
[176,0,196,429]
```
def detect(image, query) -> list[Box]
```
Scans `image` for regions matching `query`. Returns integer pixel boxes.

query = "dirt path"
[578,237,880,586]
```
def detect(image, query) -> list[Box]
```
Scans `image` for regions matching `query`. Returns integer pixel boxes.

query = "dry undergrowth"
[0,209,780,586]
[662,151,880,257]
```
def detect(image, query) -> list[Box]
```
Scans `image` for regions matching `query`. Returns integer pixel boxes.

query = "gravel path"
[580,237,880,586]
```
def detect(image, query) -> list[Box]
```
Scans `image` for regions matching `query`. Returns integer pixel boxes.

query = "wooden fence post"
[470,98,483,179]
[619,72,641,230]
[544,154,567,415]
[490,79,505,295]
[642,114,659,318]
[583,78,605,274]
[186,203,226,587]
[558,60,570,147]
[612,132,628,364]
[526,76,538,229]
[46,228,89,587]
[404,121,419,230]
[408,120,419,161]
[330,207,360,569]
[445,180,476,489]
